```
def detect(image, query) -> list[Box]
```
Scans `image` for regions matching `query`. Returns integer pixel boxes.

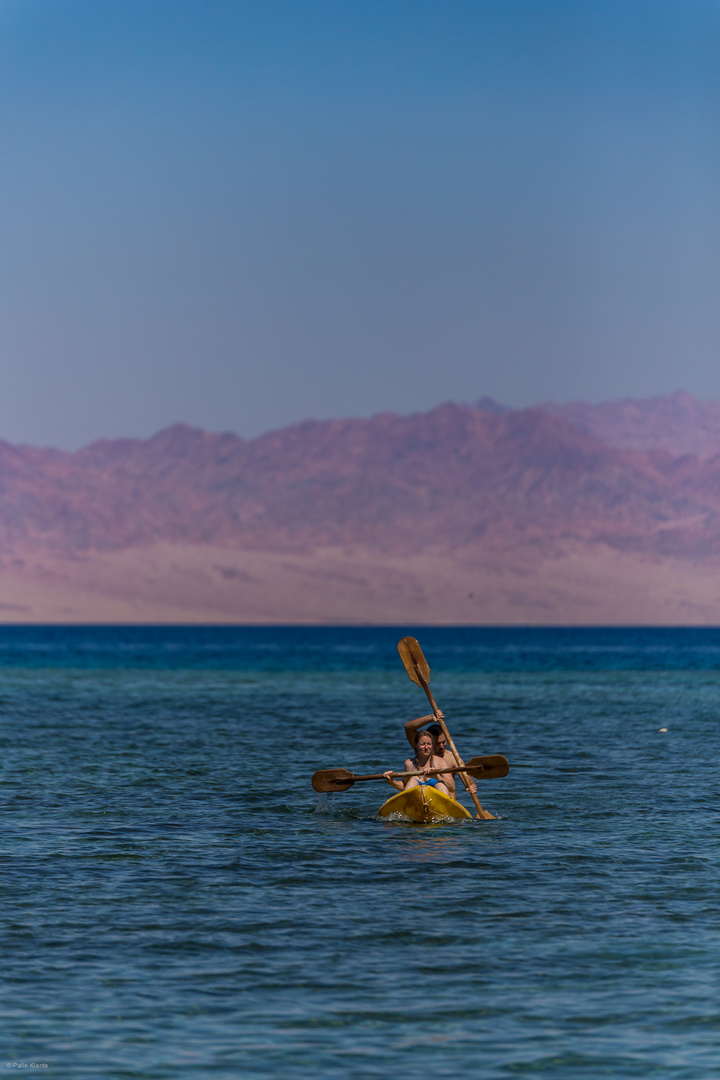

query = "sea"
[1,625,719,1079]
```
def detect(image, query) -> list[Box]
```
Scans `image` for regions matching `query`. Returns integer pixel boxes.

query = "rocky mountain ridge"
[2,391,720,623]
[0,394,719,560]
[480,389,720,457]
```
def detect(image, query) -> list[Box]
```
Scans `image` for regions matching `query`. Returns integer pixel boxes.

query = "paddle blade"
[312,768,355,793]
[397,637,430,687]
[463,755,510,780]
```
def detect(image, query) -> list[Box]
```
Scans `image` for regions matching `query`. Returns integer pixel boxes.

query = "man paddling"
[403,710,478,801]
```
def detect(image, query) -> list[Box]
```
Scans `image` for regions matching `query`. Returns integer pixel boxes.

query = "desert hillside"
[534,389,720,457]
[2,393,720,624]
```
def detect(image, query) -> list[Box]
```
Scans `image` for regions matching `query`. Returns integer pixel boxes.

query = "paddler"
[403,710,478,801]
[383,730,451,794]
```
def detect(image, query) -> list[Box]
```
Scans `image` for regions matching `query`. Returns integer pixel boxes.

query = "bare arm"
[446,752,478,800]
[404,713,436,749]
[383,770,405,791]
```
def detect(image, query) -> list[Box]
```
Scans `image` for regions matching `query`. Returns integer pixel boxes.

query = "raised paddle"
[312,755,510,793]
[398,636,495,820]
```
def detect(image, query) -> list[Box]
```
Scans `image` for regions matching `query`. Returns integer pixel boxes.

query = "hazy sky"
[2,0,720,447]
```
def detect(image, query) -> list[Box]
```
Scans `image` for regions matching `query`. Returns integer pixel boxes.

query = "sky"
[2,0,720,448]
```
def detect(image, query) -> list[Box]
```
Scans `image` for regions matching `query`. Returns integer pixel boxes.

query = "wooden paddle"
[312,754,509,793]
[397,636,495,820]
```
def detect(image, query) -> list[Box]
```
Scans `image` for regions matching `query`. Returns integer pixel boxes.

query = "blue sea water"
[1,625,719,1078]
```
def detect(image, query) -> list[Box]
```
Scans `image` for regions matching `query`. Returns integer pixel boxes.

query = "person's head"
[413,730,434,758]
[426,723,447,755]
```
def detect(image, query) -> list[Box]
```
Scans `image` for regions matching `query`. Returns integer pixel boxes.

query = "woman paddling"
[405,714,456,796]
[383,730,451,794]
[403,710,479,801]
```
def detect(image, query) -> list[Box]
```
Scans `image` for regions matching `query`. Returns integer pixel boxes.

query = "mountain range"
[2,390,720,624]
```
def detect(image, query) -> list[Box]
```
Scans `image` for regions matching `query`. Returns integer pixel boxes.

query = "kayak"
[378,784,472,823]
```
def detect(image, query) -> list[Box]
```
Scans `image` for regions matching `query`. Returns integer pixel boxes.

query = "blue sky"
[2,0,720,447]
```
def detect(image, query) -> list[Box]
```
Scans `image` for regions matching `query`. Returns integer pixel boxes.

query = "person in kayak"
[383,730,451,794]
[403,710,478,801]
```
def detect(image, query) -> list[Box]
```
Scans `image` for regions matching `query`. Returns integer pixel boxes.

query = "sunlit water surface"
[0,626,719,1078]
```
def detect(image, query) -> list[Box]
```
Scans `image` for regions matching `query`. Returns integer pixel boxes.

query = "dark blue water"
[1,626,719,1078]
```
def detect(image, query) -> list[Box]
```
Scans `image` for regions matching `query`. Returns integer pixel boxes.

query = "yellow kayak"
[378,785,472,822]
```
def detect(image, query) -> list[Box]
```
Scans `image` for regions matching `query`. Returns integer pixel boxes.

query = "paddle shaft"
[413,664,489,819]
[348,763,483,784]
[312,754,508,792]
